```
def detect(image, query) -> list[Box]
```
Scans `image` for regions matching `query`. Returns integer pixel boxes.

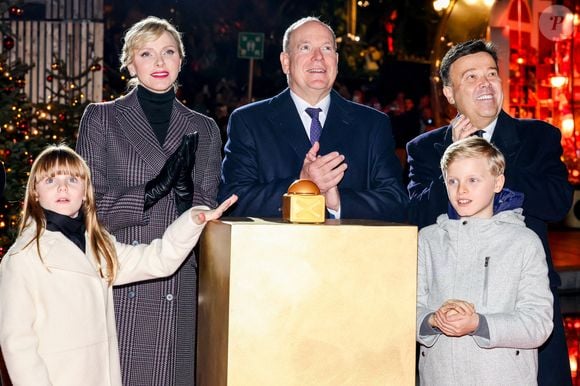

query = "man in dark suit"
[407,39,574,386]
[218,17,408,221]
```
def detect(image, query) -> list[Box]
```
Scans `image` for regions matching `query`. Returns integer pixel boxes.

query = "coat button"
[128,290,136,299]
[421,351,425,357]
[515,350,520,356]
[132,240,139,246]
[462,220,467,225]
[165,294,174,301]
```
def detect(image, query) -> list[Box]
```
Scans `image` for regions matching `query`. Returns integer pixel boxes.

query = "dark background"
[100,0,439,113]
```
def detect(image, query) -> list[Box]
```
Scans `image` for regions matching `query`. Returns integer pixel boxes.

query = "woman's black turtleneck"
[44,209,86,253]
[137,85,175,146]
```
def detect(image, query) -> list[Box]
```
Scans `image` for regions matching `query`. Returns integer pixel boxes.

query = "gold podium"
[197,219,417,386]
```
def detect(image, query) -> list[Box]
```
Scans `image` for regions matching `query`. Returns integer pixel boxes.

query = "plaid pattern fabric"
[76,88,221,385]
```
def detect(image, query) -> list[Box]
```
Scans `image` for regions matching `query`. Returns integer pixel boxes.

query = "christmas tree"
[0,44,37,256]
[0,4,101,256]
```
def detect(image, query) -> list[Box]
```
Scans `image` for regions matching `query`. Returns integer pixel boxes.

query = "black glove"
[143,141,187,210]
[174,132,199,215]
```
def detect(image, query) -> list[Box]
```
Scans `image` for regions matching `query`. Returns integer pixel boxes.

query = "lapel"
[22,226,100,277]
[114,88,167,170]
[266,89,352,158]
[163,100,192,154]
[432,110,520,160]
[490,110,520,161]
[319,90,353,154]
[267,89,311,159]
[433,124,453,157]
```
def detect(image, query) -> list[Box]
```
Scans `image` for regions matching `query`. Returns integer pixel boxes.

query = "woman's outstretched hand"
[191,194,238,225]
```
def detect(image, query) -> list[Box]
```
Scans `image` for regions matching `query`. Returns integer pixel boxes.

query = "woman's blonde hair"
[20,144,118,284]
[440,136,505,178]
[120,16,185,89]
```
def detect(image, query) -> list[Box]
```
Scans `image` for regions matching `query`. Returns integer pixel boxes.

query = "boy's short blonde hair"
[441,136,505,177]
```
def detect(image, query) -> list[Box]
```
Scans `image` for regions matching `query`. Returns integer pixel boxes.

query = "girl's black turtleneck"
[44,209,86,253]
[137,85,175,146]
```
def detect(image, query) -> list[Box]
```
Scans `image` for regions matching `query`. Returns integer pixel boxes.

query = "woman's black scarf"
[44,209,86,253]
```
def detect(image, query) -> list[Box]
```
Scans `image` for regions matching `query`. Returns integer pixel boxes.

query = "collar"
[137,85,175,103]
[480,117,498,141]
[290,90,331,129]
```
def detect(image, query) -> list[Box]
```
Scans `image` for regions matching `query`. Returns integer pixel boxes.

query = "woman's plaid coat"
[76,87,221,385]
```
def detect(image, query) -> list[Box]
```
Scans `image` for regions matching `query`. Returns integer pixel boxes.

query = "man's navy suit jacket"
[218,88,408,221]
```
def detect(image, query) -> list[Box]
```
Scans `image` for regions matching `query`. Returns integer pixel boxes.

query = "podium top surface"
[218,217,417,228]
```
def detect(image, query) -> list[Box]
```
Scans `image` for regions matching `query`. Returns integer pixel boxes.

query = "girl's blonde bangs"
[34,151,87,182]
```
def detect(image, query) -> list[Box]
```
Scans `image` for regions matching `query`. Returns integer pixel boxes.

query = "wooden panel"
[0,20,103,103]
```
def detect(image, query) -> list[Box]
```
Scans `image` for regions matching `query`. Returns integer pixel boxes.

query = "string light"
[0,55,104,257]
[550,74,567,88]
[433,0,450,12]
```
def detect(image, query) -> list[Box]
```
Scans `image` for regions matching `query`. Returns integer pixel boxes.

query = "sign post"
[238,32,264,102]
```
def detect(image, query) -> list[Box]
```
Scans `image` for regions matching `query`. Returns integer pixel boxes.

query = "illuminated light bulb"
[550,74,567,88]
[433,0,450,12]
[571,355,578,374]
[562,116,574,137]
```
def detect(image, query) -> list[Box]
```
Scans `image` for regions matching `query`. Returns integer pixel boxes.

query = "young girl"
[0,144,236,385]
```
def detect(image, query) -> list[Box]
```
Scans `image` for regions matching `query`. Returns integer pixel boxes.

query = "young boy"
[416,137,553,385]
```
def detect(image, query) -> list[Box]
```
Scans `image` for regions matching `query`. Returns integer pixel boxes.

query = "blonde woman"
[76,16,222,385]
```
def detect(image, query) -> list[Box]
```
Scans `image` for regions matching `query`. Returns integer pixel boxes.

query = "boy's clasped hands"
[429,299,480,337]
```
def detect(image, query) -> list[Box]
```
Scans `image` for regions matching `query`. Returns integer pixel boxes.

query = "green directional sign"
[238,32,265,59]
